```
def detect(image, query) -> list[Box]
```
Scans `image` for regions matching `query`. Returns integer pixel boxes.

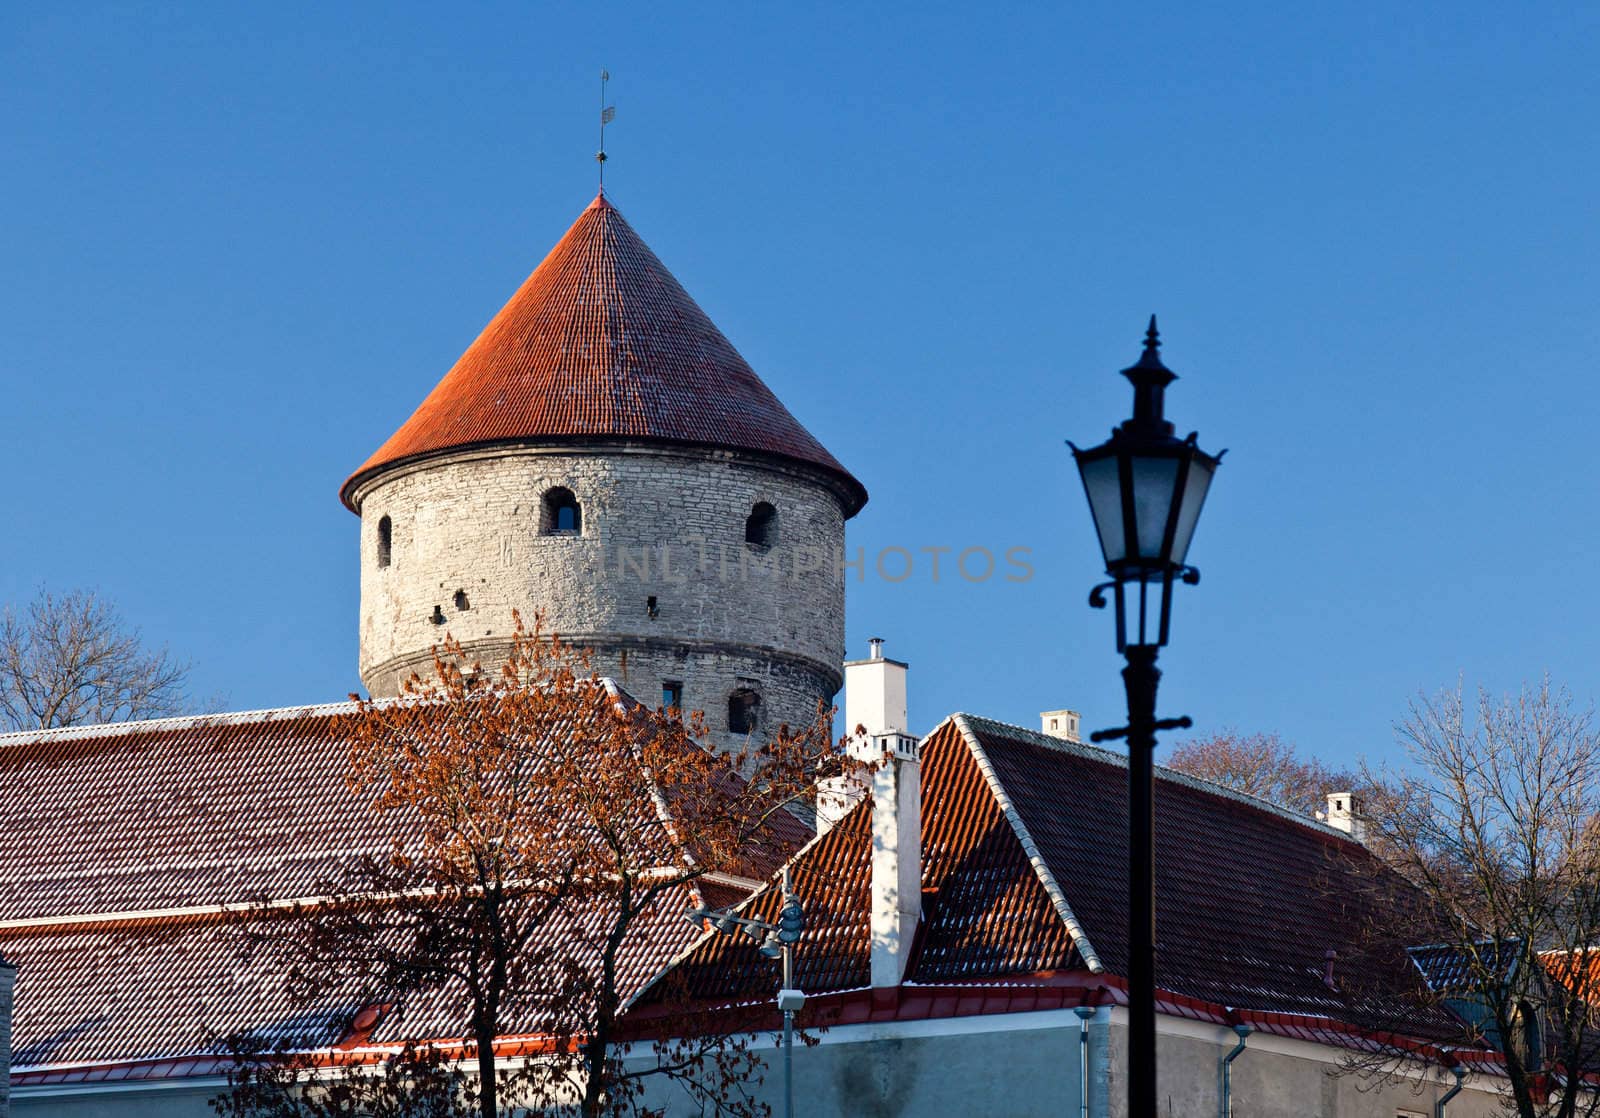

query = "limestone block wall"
[349,442,850,749]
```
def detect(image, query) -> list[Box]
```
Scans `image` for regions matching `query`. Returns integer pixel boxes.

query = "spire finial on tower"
[597,69,616,192]
[1144,314,1160,355]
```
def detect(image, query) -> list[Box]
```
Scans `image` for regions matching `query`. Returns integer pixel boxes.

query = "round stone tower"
[340,193,867,750]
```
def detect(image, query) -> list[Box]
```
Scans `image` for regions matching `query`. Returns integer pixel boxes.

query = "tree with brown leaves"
[216,614,838,1118]
[1165,729,1360,816]
[0,586,192,731]
[1355,679,1600,1118]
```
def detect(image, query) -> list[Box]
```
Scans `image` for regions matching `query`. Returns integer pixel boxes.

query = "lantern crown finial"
[1121,315,1176,435]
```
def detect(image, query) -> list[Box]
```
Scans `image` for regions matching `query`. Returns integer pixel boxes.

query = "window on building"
[745,501,777,550]
[728,688,761,735]
[663,681,682,712]
[376,515,392,569]
[542,487,582,535]
[453,589,470,611]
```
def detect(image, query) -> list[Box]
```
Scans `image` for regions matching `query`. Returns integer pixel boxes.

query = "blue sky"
[3,2,1596,769]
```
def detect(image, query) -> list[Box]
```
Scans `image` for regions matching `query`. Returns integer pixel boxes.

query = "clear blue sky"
[3,2,1596,770]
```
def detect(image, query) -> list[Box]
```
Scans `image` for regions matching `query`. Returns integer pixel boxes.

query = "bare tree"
[0,587,191,731]
[1355,679,1600,1117]
[1165,730,1359,816]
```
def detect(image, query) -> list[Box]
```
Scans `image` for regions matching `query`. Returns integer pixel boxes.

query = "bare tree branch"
[1165,729,1361,816]
[0,587,193,731]
[1351,678,1600,1118]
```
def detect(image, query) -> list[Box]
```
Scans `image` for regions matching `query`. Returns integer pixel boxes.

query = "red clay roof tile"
[340,195,865,514]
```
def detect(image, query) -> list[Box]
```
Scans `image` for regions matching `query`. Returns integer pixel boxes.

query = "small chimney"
[1323,792,1367,844]
[817,639,909,832]
[1040,709,1082,744]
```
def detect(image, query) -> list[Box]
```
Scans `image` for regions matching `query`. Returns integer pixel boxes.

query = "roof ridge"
[950,714,1105,974]
[0,675,639,751]
[953,712,1354,842]
[0,698,364,748]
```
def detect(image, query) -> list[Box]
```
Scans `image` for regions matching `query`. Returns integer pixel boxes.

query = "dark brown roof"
[341,194,865,514]
[657,714,1459,1042]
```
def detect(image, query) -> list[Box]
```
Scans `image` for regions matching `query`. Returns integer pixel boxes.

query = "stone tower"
[341,193,867,750]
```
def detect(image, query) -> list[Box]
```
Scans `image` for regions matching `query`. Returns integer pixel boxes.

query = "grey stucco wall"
[1,959,13,1118]
[1104,1018,1509,1118]
[14,1017,1517,1118]
[351,442,851,752]
[11,1083,220,1118]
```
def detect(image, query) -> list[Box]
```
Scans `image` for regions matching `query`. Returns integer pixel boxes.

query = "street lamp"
[685,868,806,1118]
[1068,317,1222,1117]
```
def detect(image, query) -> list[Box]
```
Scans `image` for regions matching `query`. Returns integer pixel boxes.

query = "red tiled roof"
[2,891,708,1074]
[661,718,1087,1003]
[340,194,866,514]
[0,684,799,1079]
[0,703,381,922]
[653,713,1460,1043]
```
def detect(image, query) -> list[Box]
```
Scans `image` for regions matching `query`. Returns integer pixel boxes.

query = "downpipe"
[1073,1006,1094,1118]
[1436,1065,1465,1118]
[1219,1024,1251,1117]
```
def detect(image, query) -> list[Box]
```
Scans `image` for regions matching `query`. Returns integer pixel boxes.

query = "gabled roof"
[340,194,866,514]
[653,713,1461,1043]
[0,686,801,1080]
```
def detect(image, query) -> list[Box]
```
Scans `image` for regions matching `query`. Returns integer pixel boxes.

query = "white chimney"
[869,729,921,989]
[845,637,906,743]
[1040,709,1082,744]
[816,640,922,987]
[1323,792,1367,843]
[817,638,909,832]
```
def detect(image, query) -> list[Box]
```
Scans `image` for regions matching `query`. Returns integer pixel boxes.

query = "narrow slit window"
[663,680,682,712]
[376,515,392,569]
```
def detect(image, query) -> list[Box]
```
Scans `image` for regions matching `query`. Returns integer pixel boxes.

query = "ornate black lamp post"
[1068,317,1222,1116]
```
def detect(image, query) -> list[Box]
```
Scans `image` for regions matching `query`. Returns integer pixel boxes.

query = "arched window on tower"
[745,502,777,550]
[542,487,582,535]
[376,515,392,569]
[728,688,761,735]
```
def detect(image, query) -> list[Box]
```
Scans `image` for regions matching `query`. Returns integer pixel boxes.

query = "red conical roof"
[341,194,865,513]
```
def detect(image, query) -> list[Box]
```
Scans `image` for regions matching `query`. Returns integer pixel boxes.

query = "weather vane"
[598,69,616,191]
